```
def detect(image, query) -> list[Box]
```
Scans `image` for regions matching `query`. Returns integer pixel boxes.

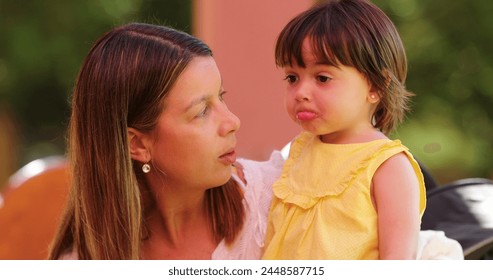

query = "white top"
[60,151,285,260]
[212,151,284,259]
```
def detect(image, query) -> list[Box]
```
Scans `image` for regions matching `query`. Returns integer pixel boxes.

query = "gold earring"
[142,162,151,173]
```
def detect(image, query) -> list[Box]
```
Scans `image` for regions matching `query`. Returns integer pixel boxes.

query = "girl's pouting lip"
[296,111,318,122]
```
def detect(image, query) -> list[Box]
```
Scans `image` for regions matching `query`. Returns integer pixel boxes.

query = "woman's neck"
[141,188,218,259]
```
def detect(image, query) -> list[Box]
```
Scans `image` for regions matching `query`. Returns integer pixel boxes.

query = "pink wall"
[193,1,313,161]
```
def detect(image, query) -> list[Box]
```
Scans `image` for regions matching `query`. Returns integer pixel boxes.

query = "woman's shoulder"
[231,150,284,214]
[235,151,284,193]
[214,151,285,260]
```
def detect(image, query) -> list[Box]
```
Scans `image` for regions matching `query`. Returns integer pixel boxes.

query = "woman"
[48,23,281,260]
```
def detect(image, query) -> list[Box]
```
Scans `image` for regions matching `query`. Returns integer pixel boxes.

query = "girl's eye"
[283,74,298,84]
[317,75,331,83]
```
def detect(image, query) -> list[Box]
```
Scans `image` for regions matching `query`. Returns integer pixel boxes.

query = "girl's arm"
[372,152,421,259]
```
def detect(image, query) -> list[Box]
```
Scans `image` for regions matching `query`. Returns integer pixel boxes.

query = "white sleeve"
[416,230,464,260]
[237,150,285,225]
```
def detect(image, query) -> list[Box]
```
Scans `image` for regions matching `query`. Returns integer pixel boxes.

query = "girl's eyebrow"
[315,61,341,69]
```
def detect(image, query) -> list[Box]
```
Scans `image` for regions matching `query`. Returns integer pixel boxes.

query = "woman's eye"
[283,74,298,84]
[219,91,227,102]
[196,106,209,118]
[317,75,331,83]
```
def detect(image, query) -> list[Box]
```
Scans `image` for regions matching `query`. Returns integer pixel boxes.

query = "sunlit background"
[1,0,492,191]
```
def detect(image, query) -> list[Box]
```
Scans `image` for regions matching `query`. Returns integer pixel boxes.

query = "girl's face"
[283,38,379,144]
[149,56,240,191]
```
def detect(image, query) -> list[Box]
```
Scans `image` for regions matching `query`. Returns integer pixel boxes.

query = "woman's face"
[149,56,240,191]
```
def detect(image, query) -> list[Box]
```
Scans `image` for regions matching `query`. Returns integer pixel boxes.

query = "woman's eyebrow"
[184,78,224,111]
[185,95,209,112]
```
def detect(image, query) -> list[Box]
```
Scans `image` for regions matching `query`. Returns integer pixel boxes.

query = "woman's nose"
[219,105,241,136]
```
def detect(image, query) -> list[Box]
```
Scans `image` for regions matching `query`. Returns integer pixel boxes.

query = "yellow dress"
[262,132,426,259]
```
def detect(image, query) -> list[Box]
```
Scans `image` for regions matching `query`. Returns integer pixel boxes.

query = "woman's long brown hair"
[48,23,244,260]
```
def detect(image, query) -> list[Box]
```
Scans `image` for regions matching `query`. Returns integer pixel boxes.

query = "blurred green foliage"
[0,0,191,177]
[0,0,492,185]
[373,0,493,183]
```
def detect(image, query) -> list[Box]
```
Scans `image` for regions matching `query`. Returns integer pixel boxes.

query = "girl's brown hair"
[49,23,244,259]
[275,0,413,134]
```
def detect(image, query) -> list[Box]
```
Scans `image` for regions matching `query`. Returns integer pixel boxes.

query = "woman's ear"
[368,91,381,104]
[128,128,151,163]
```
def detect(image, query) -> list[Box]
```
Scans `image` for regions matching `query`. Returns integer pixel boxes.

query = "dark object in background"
[422,178,493,260]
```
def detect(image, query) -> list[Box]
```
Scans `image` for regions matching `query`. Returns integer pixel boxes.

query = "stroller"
[421,177,493,259]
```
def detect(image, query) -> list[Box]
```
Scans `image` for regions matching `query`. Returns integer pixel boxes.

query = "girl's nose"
[294,81,311,102]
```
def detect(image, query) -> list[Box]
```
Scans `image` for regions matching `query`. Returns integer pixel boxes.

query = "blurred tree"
[374,0,493,184]
[0,0,191,183]
[1,0,492,186]
[0,105,18,191]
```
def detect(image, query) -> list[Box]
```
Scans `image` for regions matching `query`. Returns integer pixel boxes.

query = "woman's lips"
[219,150,236,165]
[296,111,317,121]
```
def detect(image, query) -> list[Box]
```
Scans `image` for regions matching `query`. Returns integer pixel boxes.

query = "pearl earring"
[370,94,376,99]
[142,162,151,173]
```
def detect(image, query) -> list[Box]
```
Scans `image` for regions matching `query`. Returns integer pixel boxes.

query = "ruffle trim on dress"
[272,132,406,209]
[336,140,406,195]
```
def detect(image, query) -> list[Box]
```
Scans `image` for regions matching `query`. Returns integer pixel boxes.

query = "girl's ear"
[366,78,381,104]
[368,70,391,103]
[128,128,151,163]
